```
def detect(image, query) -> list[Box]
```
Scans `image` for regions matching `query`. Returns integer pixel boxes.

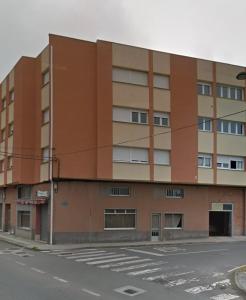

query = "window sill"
[217,168,244,172]
[198,93,212,97]
[164,227,183,230]
[153,87,170,91]
[104,228,136,231]
[217,132,244,137]
[113,161,149,165]
[112,80,147,88]
[153,124,170,128]
[198,129,212,133]
[17,227,31,231]
[113,120,148,126]
[198,166,212,169]
[109,195,130,197]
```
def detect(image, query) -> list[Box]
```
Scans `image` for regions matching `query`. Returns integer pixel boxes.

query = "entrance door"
[5,204,11,232]
[40,204,49,242]
[151,213,161,241]
[209,211,232,236]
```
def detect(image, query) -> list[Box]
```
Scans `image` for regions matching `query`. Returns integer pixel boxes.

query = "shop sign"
[36,191,49,198]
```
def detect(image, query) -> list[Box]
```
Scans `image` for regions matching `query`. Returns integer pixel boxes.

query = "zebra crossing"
[41,247,242,299]
[0,247,34,257]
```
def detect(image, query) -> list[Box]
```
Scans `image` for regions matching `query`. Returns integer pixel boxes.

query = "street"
[0,240,245,299]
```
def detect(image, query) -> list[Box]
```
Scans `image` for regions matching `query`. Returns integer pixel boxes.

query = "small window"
[164,213,183,229]
[198,117,212,132]
[153,74,169,89]
[17,185,32,199]
[153,112,169,127]
[113,147,149,164]
[2,98,6,110]
[42,147,49,163]
[9,90,15,102]
[198,153,212,168]
[223,204,232,211]
[42,109,50,124]
[42,70,50,86]
[17,211,31,229]
[0,160,4,173]
[104,208,136,229]
[131,111,148,124]
[166,188,184,198]
[110,187,130,196]
[154,150,170,165]
[8,123,14,136]
[197,82,212,96]
[7,156,13,169]
[1,129,6,142]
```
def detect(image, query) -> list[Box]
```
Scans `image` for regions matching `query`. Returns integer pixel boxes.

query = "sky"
[1,0,246,81]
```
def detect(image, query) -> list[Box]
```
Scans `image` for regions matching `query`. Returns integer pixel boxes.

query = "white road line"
[185,286,213,294]
[98,258,151,269]
[81,288,101,297]
[227,265,246,273]
[31,268,46,274]
[112,261,167,272]
[87,256,139,265]
[66,251,109,259]
[53,276,68,283]
[60,250,101,257]
[122,248,164,257]
[160,249,228,257]
[15,261,26,266]
[144,270,195,281]
[128,268,162,276]
[76,254,125,262]
[210,294,239,300]
[165,278,199,287]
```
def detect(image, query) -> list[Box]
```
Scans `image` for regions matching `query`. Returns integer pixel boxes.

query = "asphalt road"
[0,240,245,299]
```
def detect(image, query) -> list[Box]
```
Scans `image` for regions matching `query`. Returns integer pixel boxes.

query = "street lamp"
[236,72,246,80]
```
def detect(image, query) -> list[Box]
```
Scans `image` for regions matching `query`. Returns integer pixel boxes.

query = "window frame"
[104,208,136,230]
[8,122,14,137]
[1,97,6,110]
[7,156,13,170]
[197,82,212,96]
[17,210,31,229]
[198,117,212,132]
[198,153,212,168]
[113,147,149,164]
[42,147,49,163]
[131,110,148,125]
[217,119,244,136]
[164,213,183,229]
[110,187,130,197]
[216,84,244,101]
[153,112,169,127]
[9,90,15,102]
[165,188,184,198]
[42,69,50,86]
[112,67,148,86]
[153,74,170,89]
[217,155,244,171]
[17,185,32,200]
[42,109,50,125]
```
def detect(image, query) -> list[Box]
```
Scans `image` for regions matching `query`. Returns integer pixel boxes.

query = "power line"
[55,108,246,157]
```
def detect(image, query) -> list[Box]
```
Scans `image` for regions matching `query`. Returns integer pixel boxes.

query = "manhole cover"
[114,286,146,297]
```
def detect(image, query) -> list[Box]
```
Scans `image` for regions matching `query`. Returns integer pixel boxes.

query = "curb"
[234,266,246,294]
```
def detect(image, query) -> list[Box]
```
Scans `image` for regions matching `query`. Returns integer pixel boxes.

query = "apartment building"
[0,34,245,244]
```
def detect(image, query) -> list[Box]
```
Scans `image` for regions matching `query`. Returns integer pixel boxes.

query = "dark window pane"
[132,112,139,123]
[140,113,147,124]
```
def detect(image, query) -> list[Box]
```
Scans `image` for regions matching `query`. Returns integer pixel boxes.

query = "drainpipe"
[49,45,54,245]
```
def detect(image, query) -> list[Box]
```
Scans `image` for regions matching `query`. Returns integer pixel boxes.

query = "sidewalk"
[0,231,246,251]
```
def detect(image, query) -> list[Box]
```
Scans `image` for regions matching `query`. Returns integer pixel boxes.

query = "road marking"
[160,249,228,257]
[81,288,101,297]
[87,256,139,265]
[212,272,224,277]
[211,279,231,288]
[66,251,109,259]
[15,261,26,266]
[112,261,167,272]
[53,276,68,283]
[76,254,125,262]
[144,270,195,281]
[165,278,199,287]
[227,265,246,273]
[153,246,186,252]
[185,285,213,294]
[210,294,239,300]
[31,268,45,274]
[98,258,151,269]
[122,248,164,256]
[128,268,162,276]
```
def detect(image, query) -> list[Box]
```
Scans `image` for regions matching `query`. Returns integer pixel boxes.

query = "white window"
[113,107,148,124]
[198,153,212,168]
[42,70,50,86]
[217,84,244,101]
[42,109,50,124]
[42,147,49,163]
[197,82,212,96]
[153,74,169,89]
[104,209,136,229]
[198,117,212,131]
[166,188,184,198]
[164,214,183,229]
[112,67,148,86]
[113,147,148,164]
[154,150,170,165]
[217,155,244,171]
[110,187,130,196]
[153,112,169,127]
[217,120,244,135]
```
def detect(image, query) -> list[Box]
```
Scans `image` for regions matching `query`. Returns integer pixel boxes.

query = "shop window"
[104,209,136,229]
[17,210,31,229]
[164,213,183,229]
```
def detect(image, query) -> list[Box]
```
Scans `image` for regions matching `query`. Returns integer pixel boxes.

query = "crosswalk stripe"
[66,251,109,259]
[98,258,151,269]
[185,286,213,294]
[128,268,162,276]
[210,294,239,300]
[76,254,126,262]
[122,248,164,257]
[111,261,167,272]
[144,270,195,281]
[87,256,139,265]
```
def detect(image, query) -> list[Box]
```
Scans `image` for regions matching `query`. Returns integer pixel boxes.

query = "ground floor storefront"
[0,181,245,244]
